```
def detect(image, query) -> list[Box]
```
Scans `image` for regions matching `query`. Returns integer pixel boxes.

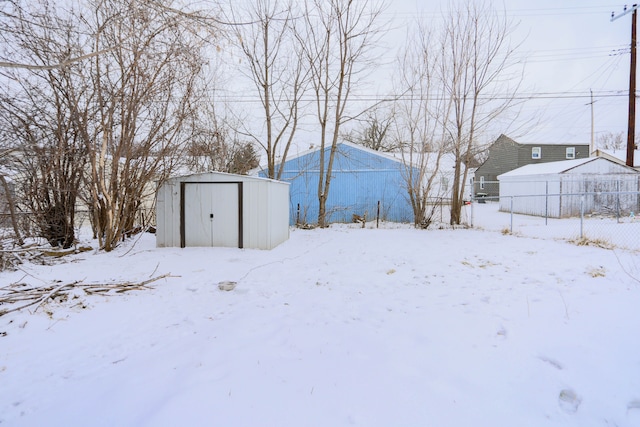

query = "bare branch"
[0,273,174,317]
[0,47,116,70]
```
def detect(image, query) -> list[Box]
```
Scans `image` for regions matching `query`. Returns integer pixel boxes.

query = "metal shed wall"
[499,175,562,217]
[156,172,290,249]
[262,142,416,225]
[498,158,640,218]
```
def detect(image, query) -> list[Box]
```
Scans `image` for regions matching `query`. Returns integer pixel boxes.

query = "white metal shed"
[498,157,640,218]
[156,172,290,249]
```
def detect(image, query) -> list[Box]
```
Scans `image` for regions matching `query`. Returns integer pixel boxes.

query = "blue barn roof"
[259,142,417,225]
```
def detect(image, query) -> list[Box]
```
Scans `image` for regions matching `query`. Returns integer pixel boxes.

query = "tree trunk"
[0,175,24,246]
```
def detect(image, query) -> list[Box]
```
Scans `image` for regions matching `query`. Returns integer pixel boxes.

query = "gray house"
[474,134,590,198]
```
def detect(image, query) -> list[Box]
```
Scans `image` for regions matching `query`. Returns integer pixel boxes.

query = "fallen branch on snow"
[0,273,174,317]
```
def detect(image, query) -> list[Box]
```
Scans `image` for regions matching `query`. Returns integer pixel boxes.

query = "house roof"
[387,151,466,172]
[252,140,418,177]
[497,157,637,178]
[491,134,590,148]
[591,148,640,168]
[255,140,470,175]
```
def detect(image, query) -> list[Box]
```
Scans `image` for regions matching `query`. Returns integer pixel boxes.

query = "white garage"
[156,172,290,249]
[498,157,640,218]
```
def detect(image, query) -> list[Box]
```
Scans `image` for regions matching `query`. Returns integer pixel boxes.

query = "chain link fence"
[468,191,640,251]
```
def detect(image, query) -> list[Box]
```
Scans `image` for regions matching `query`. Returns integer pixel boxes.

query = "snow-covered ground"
[471,202,640,251]
[1,215,640,426]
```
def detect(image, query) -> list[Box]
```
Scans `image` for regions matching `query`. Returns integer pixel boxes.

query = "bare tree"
[184,102,260,174]
[296,0,388,227]
[0,1,87,248]
[228,0,307,179]
[0,149,24,245]
[597,131,626,151]
[1,0,213,251]
[342,107,397,152]
[392,22,451,228]
[438,1,522,225]
[75,0,210,251]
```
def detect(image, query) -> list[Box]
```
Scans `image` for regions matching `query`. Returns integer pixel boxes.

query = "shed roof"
[498,157,638,178]
[591,148,640,168]
[165,171,287,185]
[499,158,594,177]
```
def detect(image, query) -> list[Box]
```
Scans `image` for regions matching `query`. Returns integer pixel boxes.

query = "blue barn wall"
[260,142,416,225]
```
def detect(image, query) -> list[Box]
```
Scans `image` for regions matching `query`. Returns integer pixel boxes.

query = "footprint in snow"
[558,388,581,414]
[496,326,507,339]
[628,399,640,412]
[538,355,563,370]
[627,400,640,424]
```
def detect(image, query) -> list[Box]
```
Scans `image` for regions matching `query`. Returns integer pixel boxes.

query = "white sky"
[2,1,633,148]
[378,1,635,145]
[216,1,636,148]
[498,1,632,144]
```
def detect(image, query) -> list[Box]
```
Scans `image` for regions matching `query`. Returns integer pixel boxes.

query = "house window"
[566,147,575,159]
[480,176,485,189]
[531,147,541,159]
[441,176,449,189]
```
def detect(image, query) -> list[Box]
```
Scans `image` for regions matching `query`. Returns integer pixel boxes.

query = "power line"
[212,90,631,104]
[389,5,624,20]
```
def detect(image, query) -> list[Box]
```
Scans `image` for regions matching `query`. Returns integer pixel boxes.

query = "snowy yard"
[1,222,640,426]
[471,201,640,251]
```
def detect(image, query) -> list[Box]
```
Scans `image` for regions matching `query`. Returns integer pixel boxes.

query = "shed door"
[183,183,240,247]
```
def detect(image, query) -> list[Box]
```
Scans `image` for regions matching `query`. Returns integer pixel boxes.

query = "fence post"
[580,195,584,239]
[296,203,300,225]
[617,180,621,223]
[510,196,514,233]
[545,181,548,225]
[376,200,380,229]
[470,197,474,227]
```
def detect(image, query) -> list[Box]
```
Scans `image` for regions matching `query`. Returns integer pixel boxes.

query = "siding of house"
[474,135,519,197]
[515,144,588,165]
[474,134,590,198]
[263,142,415,225]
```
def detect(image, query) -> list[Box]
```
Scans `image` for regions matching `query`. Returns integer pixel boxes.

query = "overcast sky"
[216,1,635,148]
[501,1,632,145]
[386,1,634,145]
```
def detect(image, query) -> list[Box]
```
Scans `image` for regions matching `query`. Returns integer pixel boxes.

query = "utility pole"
[588,89,595,154]
[612,4,638,167]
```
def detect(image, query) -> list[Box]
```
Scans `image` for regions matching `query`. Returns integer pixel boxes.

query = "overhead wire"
[213,2,631,142]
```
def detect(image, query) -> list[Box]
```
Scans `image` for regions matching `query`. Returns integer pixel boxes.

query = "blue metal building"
[259,142,416,225]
